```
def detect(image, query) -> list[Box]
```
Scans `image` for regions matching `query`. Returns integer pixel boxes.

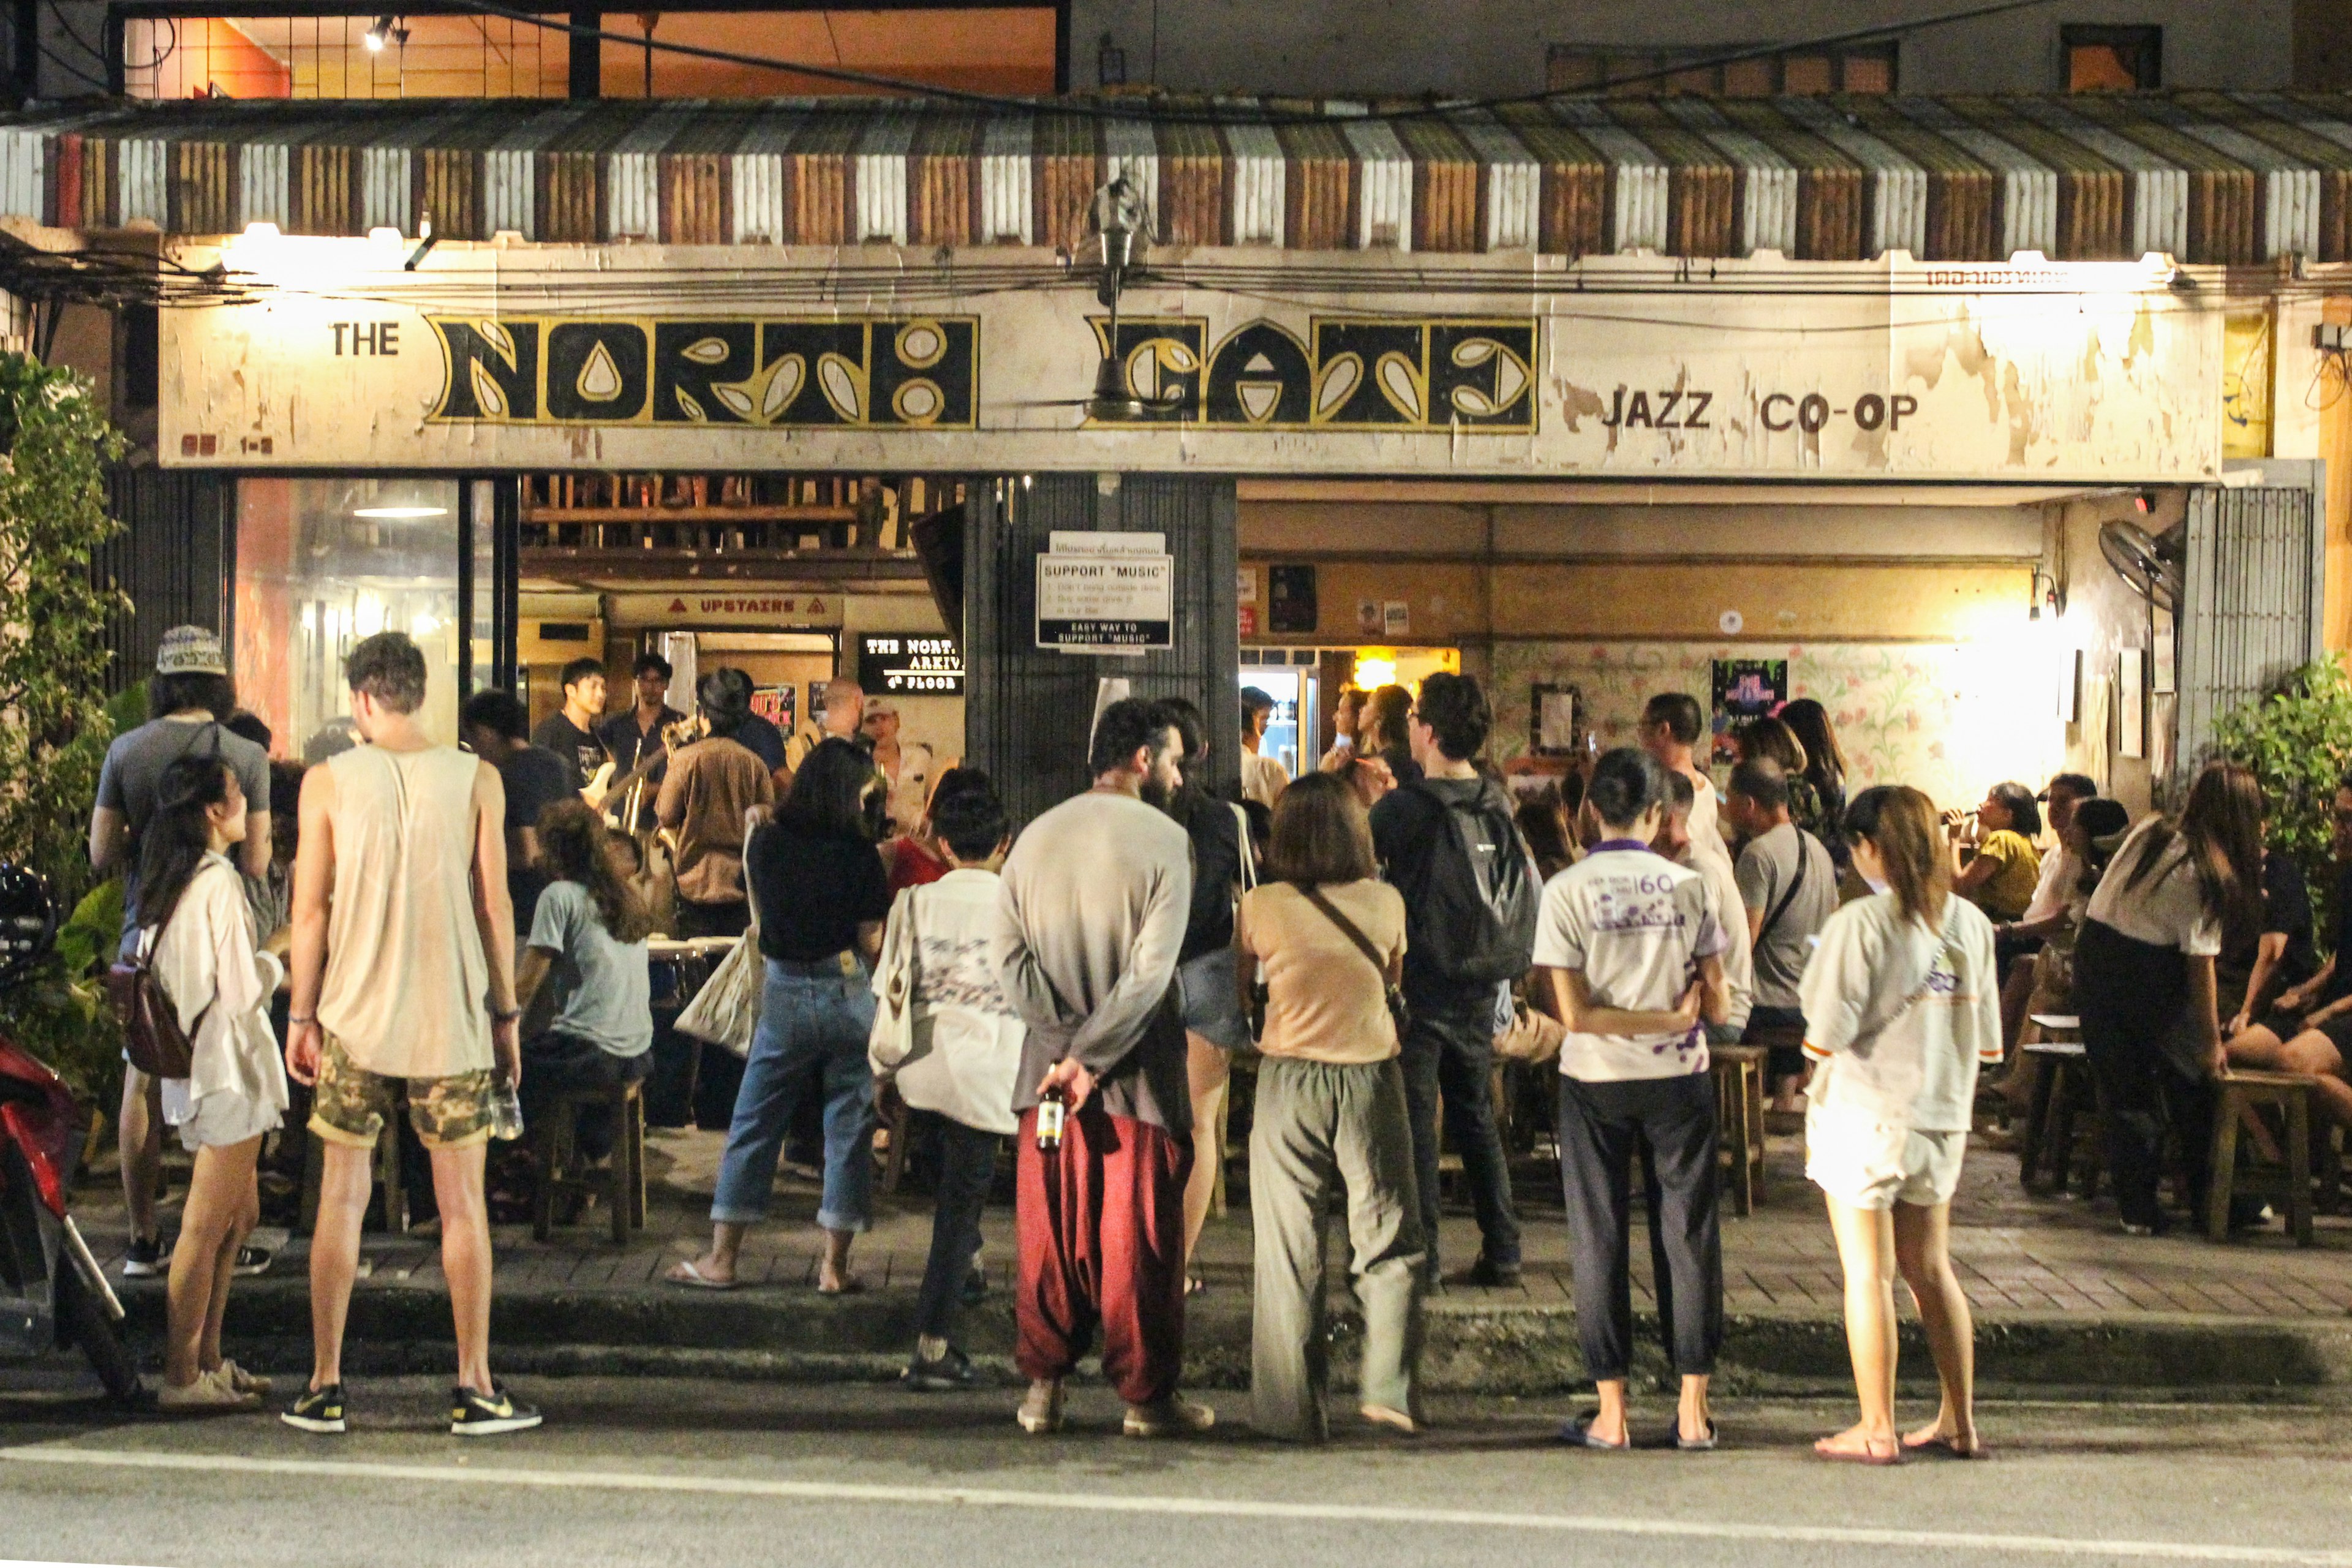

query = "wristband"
[491,1007,522,1023]
[287,1014,315,1027]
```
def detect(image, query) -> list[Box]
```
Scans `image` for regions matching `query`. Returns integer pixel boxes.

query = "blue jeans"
[710,957,877,1233]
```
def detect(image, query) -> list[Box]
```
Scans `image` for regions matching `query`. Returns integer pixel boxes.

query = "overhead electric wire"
[442,0,2057,126]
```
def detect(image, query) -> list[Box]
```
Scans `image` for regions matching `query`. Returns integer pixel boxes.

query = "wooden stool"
[2206,1072,2316,1246]
[1711,1045,1768,1217]
[2020,1038,2098,1197]
[530,1079,647,1245]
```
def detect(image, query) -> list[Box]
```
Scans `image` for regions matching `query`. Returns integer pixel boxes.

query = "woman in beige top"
[1235,771,1422,1441]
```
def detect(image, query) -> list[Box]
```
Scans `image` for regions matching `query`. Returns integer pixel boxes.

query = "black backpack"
[1396,778,1539,985]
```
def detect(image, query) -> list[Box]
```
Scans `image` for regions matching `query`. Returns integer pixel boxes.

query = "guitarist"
[595,652,685,829]
[533,657,611,794]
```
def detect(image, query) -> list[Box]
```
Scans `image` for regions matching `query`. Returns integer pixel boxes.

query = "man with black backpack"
[1370,673,1538,1287]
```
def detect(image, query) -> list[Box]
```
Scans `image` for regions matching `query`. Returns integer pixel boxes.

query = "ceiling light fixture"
[353,505,448,519]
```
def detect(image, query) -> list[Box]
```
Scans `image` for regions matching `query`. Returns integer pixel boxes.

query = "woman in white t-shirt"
[2073,762,2265,1237]
[868,769,1025,1393]
[1800,786,2000,1464]
[141,755,290,1412]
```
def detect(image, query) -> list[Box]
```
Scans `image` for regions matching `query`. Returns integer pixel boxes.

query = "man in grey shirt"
[1726,758,1839,1109]
[87,626,272,1276]
[992,697,1208,1442]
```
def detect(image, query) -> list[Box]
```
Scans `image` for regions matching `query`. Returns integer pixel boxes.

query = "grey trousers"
[1249,1055,1426,1441]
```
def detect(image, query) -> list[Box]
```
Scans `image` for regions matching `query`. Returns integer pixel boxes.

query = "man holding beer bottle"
[991,698,1203,1439]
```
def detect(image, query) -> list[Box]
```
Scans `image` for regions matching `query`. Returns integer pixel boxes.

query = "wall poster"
[1711,658,1789,763]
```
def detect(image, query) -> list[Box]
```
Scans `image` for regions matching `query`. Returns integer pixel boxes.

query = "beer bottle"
[1035,1087,1066,1153]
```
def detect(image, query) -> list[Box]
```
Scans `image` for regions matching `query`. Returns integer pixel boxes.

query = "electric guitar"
[582,716,701,813]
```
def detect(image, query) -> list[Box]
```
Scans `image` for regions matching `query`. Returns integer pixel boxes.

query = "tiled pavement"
[78,1123,2352,1324]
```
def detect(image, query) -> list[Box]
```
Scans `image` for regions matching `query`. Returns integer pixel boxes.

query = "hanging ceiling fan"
[2099,517,2185,612]
[1003,176,1200,421]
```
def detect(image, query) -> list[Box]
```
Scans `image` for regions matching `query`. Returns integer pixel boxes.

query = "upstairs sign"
[1036,532,1174,654]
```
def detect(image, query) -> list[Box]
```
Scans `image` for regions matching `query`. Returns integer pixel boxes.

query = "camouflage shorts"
[309,1031,497,1152]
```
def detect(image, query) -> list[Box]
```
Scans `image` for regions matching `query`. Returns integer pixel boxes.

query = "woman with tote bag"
[869,771,1025,1390]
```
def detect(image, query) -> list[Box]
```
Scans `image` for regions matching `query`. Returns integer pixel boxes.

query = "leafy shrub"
[0,356,127,1097]
[2213,655,2352,949]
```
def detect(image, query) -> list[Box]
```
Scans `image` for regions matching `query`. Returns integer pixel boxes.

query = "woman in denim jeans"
[668,739,893,1293]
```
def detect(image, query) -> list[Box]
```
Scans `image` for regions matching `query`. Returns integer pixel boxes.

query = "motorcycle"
[0,864,141,1404]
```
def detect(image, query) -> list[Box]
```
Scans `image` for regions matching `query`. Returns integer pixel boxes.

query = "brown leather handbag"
[107,926,202,1080]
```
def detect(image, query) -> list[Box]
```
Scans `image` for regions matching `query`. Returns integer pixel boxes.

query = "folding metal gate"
[963,473,1240,829]
[2174,481,2327,771]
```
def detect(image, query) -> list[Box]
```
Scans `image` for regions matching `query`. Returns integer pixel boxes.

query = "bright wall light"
[353,505,448,518]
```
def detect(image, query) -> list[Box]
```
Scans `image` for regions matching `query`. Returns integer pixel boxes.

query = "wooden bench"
[530,1079,648,1245]
[2207,1071,2318,1246]
[1711,1044,1768,1216]
[2021,1018,2098,1199]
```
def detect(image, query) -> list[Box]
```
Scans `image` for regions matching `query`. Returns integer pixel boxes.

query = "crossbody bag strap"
[1755,832,1811,950]
[1230,802,1257,894]
[1300,884,1390,982]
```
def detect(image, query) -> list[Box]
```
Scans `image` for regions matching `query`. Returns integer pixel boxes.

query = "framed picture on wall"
[2118,648,2146,760]
[1530,682,1585,757]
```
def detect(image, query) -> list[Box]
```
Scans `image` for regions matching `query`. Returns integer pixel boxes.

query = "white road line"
[2,1445,2346,1566]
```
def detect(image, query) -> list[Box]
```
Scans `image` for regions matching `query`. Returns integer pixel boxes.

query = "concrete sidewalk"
[74,1123,2352,1398]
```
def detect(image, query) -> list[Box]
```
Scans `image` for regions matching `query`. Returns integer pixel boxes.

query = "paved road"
[3,1377,2349,1567]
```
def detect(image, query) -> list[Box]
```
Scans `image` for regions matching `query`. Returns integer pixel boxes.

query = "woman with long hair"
[1948,782,2044,922]
[514,797,658,1158]
[1801,786,2000,1463]
[1779,699,1850,869]
[1238,771,1421,1439]
[2073,761,2266,1235]
[670,737,892,1292]
[1153,696,1255,1295]
[1362,684,1421,788]
[141,754,289,1411]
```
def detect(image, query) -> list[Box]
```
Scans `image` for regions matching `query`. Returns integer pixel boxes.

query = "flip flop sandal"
[1675,1419,1719,1452]
[666,1258,741,1291]
[1559,1411,1631,1450]
[818,1275,867,1297]
[1185,1275,1207,1297]
[1814,1436,1904,1466]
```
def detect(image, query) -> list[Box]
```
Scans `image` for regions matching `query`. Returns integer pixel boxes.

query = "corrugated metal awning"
[24,90,2352,262]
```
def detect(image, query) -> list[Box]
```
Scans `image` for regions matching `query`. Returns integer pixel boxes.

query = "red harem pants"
[1014,1100,1192,1406]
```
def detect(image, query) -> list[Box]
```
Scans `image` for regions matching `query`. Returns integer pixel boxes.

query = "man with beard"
[990,697,1208,1439]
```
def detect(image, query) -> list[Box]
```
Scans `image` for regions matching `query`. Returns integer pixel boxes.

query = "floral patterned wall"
[1488,640,2068,811]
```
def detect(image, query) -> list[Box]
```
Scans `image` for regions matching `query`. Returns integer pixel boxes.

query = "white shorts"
[1804,1103,1967,1210]
[162,1080,284,1152]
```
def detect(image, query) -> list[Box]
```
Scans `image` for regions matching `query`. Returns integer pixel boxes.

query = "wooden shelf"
[522,506,861,524]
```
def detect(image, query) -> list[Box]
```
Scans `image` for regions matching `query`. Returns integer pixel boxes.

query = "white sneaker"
[157,1366,260,1414]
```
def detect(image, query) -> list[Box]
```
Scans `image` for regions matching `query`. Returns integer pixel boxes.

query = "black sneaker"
[450,1384,542,1436]
[902,1345,978,1392]
[281,1383,348,1434]
[960,1267,989,1308]
[121,1236,166,1278]
[232,1244,273,1278]
[1449,1254,1523,1289]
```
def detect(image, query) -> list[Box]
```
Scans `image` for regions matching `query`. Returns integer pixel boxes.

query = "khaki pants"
[1248,1055,1424,1441]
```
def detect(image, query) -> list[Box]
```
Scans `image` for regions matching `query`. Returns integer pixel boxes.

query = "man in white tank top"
[279,632,539,1437]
